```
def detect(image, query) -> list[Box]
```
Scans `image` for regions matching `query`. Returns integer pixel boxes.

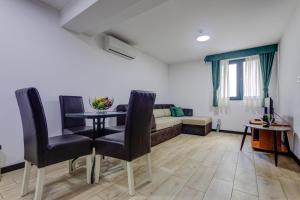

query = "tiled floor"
[1,132,300,200]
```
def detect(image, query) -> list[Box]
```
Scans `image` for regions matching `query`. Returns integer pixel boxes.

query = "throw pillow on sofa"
[174,107,184,117]
[170,107,176,116]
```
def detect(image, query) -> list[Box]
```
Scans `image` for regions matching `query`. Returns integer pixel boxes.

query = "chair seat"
[94,132,127,160]
[97,132,124,144]
[106,125,125,132]
[63,126,94,138]
[45,134,93,166]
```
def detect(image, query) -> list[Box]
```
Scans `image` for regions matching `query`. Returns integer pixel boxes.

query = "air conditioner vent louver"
[103,35,136,60]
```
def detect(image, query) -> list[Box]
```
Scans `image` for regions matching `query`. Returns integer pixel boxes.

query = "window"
[229,59,244,100]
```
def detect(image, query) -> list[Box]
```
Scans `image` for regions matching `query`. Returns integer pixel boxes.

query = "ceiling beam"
[60,0,98,27]
[61,0,168,36]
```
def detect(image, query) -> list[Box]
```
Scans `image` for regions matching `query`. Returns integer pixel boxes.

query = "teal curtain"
[212,60,220,107]
[205,44,277,107]
[205,44,278,62]
[259,52,275,99]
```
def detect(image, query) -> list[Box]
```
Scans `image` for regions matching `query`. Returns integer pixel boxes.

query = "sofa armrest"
[183,108,193,116]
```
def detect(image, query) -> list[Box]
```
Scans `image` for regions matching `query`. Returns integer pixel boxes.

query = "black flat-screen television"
[265,97,274,119]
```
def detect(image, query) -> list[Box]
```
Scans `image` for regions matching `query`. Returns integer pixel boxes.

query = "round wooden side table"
[240,123,291,166]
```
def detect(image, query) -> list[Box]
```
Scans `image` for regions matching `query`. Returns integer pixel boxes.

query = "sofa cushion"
[181,116,212,126]
[155,117,182,130]
[153,109,165,118]
[164,109,171,117]
[153,109,171,118]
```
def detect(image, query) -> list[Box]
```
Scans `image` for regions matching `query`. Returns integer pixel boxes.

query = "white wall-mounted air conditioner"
[103,35,136,60]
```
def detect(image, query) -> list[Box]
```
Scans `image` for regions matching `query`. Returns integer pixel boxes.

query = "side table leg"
[240,126,248,151]
[283,131,291,154]
[273,131,278,166]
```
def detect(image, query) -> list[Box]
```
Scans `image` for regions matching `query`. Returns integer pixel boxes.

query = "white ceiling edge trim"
[60,0,98,26]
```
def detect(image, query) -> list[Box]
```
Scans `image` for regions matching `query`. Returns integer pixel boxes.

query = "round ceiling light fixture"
[196,33,210,42]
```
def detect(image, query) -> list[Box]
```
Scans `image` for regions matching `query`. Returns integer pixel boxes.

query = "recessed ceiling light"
[196,35,210,42]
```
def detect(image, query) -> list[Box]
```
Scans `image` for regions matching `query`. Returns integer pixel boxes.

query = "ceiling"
[41,0,299,64]
[109,0,299,64]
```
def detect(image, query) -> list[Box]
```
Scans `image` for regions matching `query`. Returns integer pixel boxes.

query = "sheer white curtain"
[243,55,263,109]
[218,59,230,108]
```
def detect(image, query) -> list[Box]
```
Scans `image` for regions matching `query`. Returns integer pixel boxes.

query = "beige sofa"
[153,108,212,133]
[116,104,212,146]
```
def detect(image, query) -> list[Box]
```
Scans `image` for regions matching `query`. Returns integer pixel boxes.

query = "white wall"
[0,0,169,166]
[278,3,300,158]
[168,59,278,132]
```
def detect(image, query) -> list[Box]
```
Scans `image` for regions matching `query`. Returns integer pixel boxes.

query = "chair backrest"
[15,87,49,164]
[124,90,156,160]
[59,96,86,130]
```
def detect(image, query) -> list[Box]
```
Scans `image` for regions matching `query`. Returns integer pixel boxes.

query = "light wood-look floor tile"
[257,176,287,200]
[0,132,299,200]
[173,185,204,200]
[231,190,258,200]
[147,175,186,200]
[203,178,233,200]
[186,165,217,192]
[214,161,237,182]
[278,177,300,200]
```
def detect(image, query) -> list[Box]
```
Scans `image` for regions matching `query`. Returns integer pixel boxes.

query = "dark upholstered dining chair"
[16,88,93,200]
[59,96,94,137]
[94,90,156,196]
[59,95,95,174]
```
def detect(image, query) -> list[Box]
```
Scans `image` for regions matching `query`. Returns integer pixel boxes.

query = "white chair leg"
[68,160,75,174]
[94,155,101,183]
[146,153,152,182]
[122,161,127,170]
[20,161,31,196]
[33,168,45,200]
[127,161,135,196]
[86,155,92,184]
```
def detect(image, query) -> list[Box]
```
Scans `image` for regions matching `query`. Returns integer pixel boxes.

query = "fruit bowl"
[89,97,114,112]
